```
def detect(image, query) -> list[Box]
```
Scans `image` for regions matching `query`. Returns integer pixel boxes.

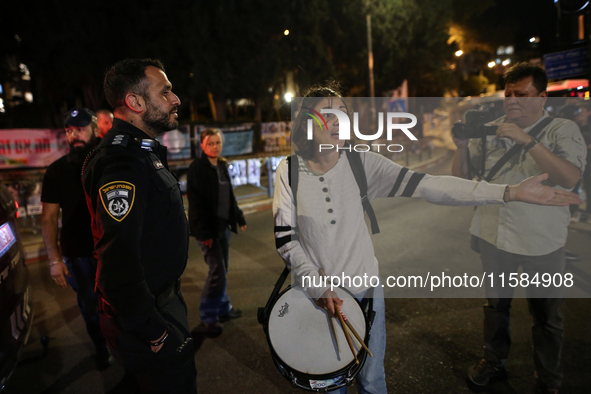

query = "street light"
[488,61,496,68]
[455,50,463,57]
[285,93,293,102]
[284,30,290,36]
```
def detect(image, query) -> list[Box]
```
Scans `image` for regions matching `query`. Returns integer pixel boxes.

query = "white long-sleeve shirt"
[273,151,506,299]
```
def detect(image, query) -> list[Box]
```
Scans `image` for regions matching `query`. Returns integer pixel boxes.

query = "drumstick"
[329,310,340,353]
[338,308,373,357]
[335,303,359,364]
[318,269,340,353]
[317,269,371,358]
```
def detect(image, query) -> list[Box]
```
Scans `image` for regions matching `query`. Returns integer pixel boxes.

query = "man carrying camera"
[452,63,586,393]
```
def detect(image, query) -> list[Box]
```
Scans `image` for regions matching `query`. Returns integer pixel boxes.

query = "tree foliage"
[0,0,496,126]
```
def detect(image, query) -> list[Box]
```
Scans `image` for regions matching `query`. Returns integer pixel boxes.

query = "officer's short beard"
[68,134,98,162]
[143,97,179,136]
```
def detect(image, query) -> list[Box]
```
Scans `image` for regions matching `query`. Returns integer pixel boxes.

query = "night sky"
[475,0,560,49]
[0,0,587,126]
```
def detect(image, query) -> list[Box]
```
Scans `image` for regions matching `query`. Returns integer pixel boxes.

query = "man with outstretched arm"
[453,62,587,394]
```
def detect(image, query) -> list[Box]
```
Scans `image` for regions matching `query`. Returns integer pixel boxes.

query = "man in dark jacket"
[82,58,196,393]
[187,128,246,336]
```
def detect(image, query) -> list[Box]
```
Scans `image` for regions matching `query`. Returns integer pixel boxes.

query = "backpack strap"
[274,155,300,250]
[287,155,298,207]
[346,150,380,234]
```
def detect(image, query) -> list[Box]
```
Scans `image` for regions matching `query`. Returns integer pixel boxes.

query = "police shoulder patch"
[99,181,135,222]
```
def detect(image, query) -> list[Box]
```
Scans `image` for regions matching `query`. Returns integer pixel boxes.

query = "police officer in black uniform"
[82,58,197,393]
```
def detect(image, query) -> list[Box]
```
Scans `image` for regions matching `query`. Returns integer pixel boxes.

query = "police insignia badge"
[99,181,135,222]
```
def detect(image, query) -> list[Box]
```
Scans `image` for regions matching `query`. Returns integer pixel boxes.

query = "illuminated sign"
[0,222,16,258]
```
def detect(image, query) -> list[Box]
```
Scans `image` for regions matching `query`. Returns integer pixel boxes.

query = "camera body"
[452,109,498,139]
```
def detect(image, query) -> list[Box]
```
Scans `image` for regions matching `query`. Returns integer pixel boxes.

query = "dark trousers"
[479,240,565,388]
[63,256,107,349]
[197,227,232,324]
[99,282,197,394]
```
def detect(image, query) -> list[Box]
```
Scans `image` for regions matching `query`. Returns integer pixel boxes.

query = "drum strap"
[360,287,373,310]
[257,267,290,324]
[360,287,376,330]
[258,266,378,331]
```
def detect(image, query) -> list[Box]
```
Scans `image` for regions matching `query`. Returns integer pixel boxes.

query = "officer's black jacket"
[82,119,188,341]
[186,154,246,241]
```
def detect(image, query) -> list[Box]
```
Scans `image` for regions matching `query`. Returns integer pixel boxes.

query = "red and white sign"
[0,129,68,169]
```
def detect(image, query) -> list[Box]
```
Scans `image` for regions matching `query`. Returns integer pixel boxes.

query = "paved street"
[5,156,591,394]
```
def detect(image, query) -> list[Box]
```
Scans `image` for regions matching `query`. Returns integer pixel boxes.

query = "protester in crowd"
[187,128,246,336]
[41,107,113,369]
[82,59,197,393]
[452,63,587,394]
[274,81,581,394]
[96,109,114,138]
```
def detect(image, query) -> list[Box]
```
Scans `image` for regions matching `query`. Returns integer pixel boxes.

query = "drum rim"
[263,284,370,386]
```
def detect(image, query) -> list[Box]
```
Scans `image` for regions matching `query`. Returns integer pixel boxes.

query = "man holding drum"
[272,83,581,393]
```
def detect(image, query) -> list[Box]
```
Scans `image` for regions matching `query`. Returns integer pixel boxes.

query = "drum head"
[267,286,367,376]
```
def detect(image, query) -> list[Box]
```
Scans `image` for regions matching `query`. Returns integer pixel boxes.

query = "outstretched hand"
[510,174,582,206]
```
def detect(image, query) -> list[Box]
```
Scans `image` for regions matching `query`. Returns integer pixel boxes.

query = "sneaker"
[219,307,242,322]
[467,359,506,386]
[570,211,582,222]
[196,321,224,338]
[95,346,114,370]
[535,382,559,394]
[565,250,579,261]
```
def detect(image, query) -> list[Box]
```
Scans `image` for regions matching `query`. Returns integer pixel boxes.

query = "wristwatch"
[523,136,539,152]
[503,185,511,203]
